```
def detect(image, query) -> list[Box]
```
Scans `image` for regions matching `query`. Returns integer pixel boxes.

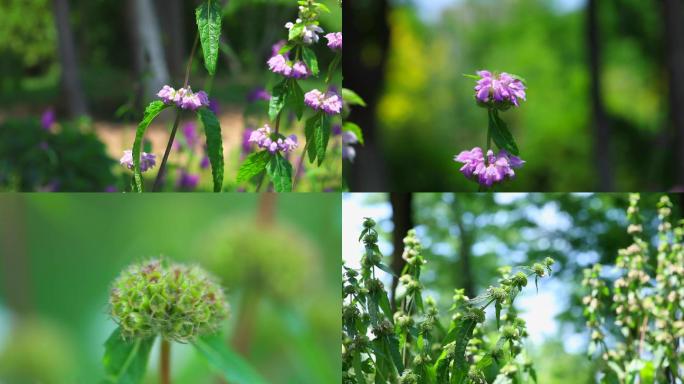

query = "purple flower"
[271,40,287,56]
[285,21,324,44]
[200,156,210,169]
[267,51,310,79]
[248,125,299,154]
[209,99,220,115]
[474,71,526,108]
[342,131,358,162]
[304,89,342,115]
[242,128,254,155]
[247,87,271,103]
[176,170,200,190]
[454,147,524,187]
[182,122,198,148]
[104,185,118,192]
[325,32,342,51]
[120,149,157,172]
[41,108,56,131]
[157,85,210,111]
[332,124,342,136]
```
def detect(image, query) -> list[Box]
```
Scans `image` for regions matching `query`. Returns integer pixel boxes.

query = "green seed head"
[512,272,528,287]
[362,217,376,229]
[109,259,229,343]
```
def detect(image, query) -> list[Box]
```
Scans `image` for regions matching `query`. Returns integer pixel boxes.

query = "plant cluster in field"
[342,218,555,384]
[582,194,684,383]
[236,0,343,192]
[103,258,266,384]
[454,71,527,190]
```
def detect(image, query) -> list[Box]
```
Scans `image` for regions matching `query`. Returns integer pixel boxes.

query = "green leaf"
[305,114,320,163]
[197,108,224,192]
[301,46,319,76]
[236,151,270,183]
[462,74,480,80]
[343,122,364,145]
[269,78,288,121]
[193,333,267,384]
[488,109,519,155]
[102,327,154,384]
[443,318,478,384]
[353,351,367,384]
[132,101,169,192]
[266,152,293,192]
[278,41,295,55]
[288,79,305,120]
[195,0,222,75]
[288,23,305,41]
[342,88,367,107]
[315,114,331,165]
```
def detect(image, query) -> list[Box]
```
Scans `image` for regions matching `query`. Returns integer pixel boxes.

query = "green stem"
[160,339,171,384]
[291,141,310,191]
[153,111,182,192]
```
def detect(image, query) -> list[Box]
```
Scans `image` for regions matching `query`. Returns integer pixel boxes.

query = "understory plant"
[235,0,343,191]
[102,259,266,384]
[342,218,554,383]
[454,71,527,190]
[582,194,683,383]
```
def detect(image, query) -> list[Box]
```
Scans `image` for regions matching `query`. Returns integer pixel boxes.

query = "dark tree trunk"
[0,196,32,315]
[587,0,613,191]
[451,198,475,298]
[132,0,171,101]
[52,0,88,117]
[157,0,186,83]
[389,193,413,310]
[663,0,684,188]
[344,0,391,191]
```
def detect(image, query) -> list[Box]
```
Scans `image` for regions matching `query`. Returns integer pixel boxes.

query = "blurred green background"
[0,193,341,383]
[0,0,342,191]
[344,0,684,191]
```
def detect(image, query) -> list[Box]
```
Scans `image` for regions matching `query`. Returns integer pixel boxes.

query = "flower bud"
[110,259,229,343]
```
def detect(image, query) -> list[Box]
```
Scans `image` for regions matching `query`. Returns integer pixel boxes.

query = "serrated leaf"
[443,318,478,384]
[197,108,224,192]
[288,79,305,120]
[305,113,321,162]
[236,151,270,183]
[266,152,293,192]
[376,290,393,319]
[343,122,364,144]
[269,78,288,121]
[102,327,154,384]
[132,101,169,192]
[385,335,404,373]
[342,88,367,107]
[195,0,222,75]
[315,114,331,165]
[193,333,267,384]
[488,109,519,155]
[353,351,367,384]
[301,46,319,76]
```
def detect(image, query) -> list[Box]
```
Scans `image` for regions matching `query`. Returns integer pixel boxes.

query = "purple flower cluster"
[41,108,56,131]
[342,131,358,162]
[285,20,324,44]
[157,85,209,111]
[176,170,200,190]
[304,89,342,115]
[120,149,157,172]
[454,147,524,187]
[247,87,272,103]
[267,54,310,79]
[474,70,526,108]
[325,32,342,51]
[248,125,298,154]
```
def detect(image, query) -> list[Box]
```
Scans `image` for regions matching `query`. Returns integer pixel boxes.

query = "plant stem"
[153,111,182,192]
[184,34,199,88]
[291,141,309,191]
[160,339,171,384]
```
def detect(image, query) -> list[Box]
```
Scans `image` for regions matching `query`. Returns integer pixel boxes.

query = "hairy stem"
[160,339,171,384]
[153,111,182,191]
[291,142,309,191]
[184,34,199,88]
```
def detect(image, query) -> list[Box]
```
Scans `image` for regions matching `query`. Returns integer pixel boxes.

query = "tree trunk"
[344,0,391,191]
[452,198,475,298]
[587,0,613,191]
[52,0,88,117]
[389,193,413,310]
[157,0,186,83]
[663,0,684,188]
[132,0,171,101]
